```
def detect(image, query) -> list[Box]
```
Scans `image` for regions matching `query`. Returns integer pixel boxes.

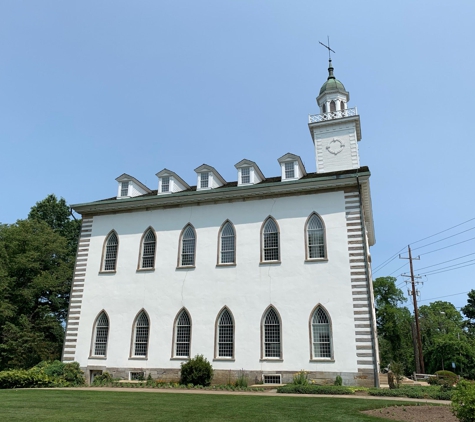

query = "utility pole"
[400,245,425,374]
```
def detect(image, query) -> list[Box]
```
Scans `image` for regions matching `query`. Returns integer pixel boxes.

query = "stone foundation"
[83,366,375,387]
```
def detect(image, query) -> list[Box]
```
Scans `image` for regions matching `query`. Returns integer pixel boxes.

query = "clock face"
[326,138,345,155]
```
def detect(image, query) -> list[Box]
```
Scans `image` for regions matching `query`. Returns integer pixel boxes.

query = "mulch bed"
[362,405,457,422]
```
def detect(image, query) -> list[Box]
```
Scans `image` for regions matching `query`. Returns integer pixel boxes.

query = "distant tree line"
[375,276,475,378]
[0,195,80,370]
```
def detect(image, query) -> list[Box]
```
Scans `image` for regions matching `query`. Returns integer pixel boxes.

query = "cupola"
[316,59,350,115]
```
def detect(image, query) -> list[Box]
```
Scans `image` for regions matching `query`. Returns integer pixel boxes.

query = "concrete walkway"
[49,387,451,405]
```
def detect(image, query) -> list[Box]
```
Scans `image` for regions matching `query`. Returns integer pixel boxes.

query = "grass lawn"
[0,389,415,421]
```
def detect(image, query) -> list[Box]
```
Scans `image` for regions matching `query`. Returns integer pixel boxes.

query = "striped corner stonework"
[344,189,376,381]
[62,217,93,362]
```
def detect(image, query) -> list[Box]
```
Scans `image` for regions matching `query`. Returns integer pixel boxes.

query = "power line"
[419,236,475,256]
[373,247,406,274]
[421,259,475,276]
[419,291,469,303]
[414,252,475,272]
[412,226,475,251]
[410,217,475,246]
[420,262,475,276]
[388,262,408,276]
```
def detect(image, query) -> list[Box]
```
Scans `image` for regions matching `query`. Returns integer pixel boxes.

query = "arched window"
[311,306,332,359]
[132,311,149,357]
[140,228,156,269]
[322,103,327,113]
[306,213,326,260]
[261,217,279,262]
[174,309,191,357]
[216,308,234,358]
[102,231,118,271]
[340,100,345,111]
[330,100,336,112]
[91,311,109,357]
[218,221,235,265]
[179,224,196,267]
[262,307,281,358]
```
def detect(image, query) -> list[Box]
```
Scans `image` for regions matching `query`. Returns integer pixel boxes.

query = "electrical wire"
[419,291,469,303]
[372,247,406,274]
[412,226,475,251]
[420,259,475,276]
[388,262,408,276]
[420,262,475,276]
[410,217,475,246]
[414,252,475,272]
[418,236,475,256]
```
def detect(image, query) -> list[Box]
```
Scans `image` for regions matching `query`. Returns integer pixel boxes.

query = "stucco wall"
[69,190,373,382]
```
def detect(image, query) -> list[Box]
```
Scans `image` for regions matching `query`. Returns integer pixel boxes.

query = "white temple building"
[63,59,379,386]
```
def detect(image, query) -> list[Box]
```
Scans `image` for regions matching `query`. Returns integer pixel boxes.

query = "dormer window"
[161,177,170,193]
[200,172,209,189]
[241,167,250,184]
[115,174,151,199]
[120,182,129,197]
[284,162,295,179]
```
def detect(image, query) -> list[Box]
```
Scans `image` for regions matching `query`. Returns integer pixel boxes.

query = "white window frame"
[284,162,295,179]
[161,176,170,193]
[218,220,236,265]
[178,224,196,267]
[90,311,109,358]
[241,167,251,184]
[120,181,129,197]
[138,227,156,270]
[261,217,280,263]
[173,309,192,358]
[215,307,234,359]
[200,172,210,189]
[309,305,333,360]
[261,306,282,360]
[101,231,119,272]
[131,310,150,358]
[305,213,327,261]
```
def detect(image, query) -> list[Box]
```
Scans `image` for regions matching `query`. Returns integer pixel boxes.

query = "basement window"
[263,374,282,384]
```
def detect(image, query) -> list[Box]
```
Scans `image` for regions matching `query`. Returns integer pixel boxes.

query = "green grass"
[0,389,417,421]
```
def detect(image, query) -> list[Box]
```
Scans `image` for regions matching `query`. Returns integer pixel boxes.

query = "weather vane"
[319,36,335,60]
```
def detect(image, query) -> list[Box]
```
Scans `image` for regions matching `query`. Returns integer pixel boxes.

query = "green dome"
[319,78,346,95]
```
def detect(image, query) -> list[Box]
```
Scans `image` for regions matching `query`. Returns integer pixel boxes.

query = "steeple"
[308,59,362,174]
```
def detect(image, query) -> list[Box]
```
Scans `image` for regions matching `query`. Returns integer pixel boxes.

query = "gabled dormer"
[194,164,226,190]
[234,159,265,186]
[277,153,307,182]
[115,173,151,199]
[155,169,190,195]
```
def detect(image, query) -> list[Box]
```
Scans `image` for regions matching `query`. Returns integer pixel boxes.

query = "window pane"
[218,310,234,357]
[220,223,235,264]
[94,313,109,356]
[263,219,279,261]
[241,167,250,184]
[284,162,294,179]
[104,233,118,271]
[142,230,156,268]
[134,312,149,356]
[312,308,331,358]
[121,182,129,197]
[162,176,170,192]
[176,311,191,357]
[307,215,325,259]
[200,172,209,188]
[181,226,195,266]
[264,309,281,358]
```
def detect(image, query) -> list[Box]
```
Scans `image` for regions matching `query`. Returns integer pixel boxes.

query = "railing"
[308,107,358,123]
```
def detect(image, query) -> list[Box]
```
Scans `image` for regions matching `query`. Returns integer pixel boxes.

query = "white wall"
[74,191,360,374]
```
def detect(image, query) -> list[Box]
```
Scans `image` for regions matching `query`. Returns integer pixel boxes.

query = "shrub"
[389,361,404,389]
[180,355,213,386]
[451,380,475,422]
[92,372,113,386]
[432,370,458,388]
[277,385,354,395]
[368,385,453,400]
[334,375,343,386]
[292,370,309,386]
[234,371,248,388]
[62,362,85,386]
[0,369,54,389]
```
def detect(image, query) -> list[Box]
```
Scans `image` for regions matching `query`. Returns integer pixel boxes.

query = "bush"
[277,384,354,395]
[234,371,248,388]
[292,370,309,386]
[368,385,453,400]
[334,375,343,386]
[0,369,54,389]
[92,372,113,386]
[429,370,458,388]
[180,355,213,386]
[451,380,475,422]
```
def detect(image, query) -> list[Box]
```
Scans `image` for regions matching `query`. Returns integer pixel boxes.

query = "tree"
[373,277,414,372]
[0,195,79,370]
[419,301,475,376]
[462,290,475,333]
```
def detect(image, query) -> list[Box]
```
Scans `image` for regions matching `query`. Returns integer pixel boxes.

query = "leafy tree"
[0,195,79,370]
[373,277,414,372]
[419,301,475,376]
[462,290,475,333]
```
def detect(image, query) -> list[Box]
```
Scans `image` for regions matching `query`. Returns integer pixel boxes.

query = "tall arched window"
[216,308,234,358]
[91,311,109,357]
[262,307,281,359]
[102,231,118,271]
[261,217,279,262]
[132,311,149,357]
[340,100,345,111]
[306,213,326,260]
[330,100,336,112]
[311,306,332,359]
[174,309,191,357]
[140,228,156,269]
[218,221,236,265]
[322,103,327,113]
[179,224,196,267]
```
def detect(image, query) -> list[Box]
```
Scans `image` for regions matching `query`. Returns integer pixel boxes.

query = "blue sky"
[1,1,474,311]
